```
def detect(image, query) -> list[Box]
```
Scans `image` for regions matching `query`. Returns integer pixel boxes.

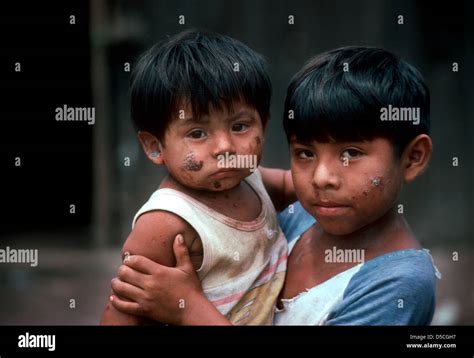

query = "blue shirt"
[274,202,440,325]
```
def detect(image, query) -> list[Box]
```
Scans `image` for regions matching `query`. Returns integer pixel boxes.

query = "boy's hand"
[110,235,206,325]
[259,166,296,211]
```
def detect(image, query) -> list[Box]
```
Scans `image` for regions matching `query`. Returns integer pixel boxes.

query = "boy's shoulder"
[353,248,440,292]
[326,249,440,325]
[124,209,199,268]
[277,201,316,243]
[132,187,204,231]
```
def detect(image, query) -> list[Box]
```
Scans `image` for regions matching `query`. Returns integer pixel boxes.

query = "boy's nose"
[212,132,236,157]
[311,161,341,191]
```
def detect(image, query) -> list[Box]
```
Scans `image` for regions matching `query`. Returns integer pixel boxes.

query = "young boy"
[109,46,440,325]
[100,29,295,325]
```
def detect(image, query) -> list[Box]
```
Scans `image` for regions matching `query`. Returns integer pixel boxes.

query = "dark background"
[0,0,472,325]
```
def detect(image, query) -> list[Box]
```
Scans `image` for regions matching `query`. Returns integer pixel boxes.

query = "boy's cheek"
[181,151,204,172]
[355,175,385,198]
[352,177,400,216]
[292,176,314,203]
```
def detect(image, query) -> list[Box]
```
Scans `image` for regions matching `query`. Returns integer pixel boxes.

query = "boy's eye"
[187,129,207,139]
[231,123,249,132]
[296,150,314,159]
[341,148,362,160]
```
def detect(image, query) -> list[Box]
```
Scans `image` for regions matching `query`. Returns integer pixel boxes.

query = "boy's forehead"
[174,98,258,122]
[289,135,335,145]
[289,135,376,146]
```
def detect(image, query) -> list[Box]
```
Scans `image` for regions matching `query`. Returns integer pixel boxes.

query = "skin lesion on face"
[361,176,383,197]
[349,173,398,224]
[162,101,265,193]
[294,137,405,237]
[182,152,204,172]
[371,176,382,187]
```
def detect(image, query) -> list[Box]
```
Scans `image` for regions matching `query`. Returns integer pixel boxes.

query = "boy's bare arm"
[110,236,233,326]
[100,211,197,325]
[259,166,296,211]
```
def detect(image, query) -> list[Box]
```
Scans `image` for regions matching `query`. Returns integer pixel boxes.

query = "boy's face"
[290,137,404,236]
[161,100,264,192]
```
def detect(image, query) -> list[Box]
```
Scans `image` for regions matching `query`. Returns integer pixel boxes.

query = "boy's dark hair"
[130,29,271,141]
[283,46,430,156]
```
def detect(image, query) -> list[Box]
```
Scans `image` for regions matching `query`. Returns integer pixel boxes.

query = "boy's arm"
[100,291,141,325]
[110,236,233,326]
[100,211,197,325]
[259,166,297,211]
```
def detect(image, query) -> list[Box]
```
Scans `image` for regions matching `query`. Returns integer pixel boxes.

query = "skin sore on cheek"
[182,152,203,172]
[254,136,261,145]
[362,176,383,197]
[213,181,221,189]
[371,176,382,188]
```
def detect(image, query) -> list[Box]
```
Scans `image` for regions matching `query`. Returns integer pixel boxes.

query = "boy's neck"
[159,174,263,223]
[160,174,243,200]
[316,208,420,257]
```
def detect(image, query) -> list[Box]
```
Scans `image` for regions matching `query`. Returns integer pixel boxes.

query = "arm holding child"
[259,167,296,211]
[100,211,201,325]
[110,235,231,325]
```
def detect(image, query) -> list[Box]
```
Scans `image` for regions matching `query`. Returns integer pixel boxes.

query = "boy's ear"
[401,134,433,183]
[137,131,165,165]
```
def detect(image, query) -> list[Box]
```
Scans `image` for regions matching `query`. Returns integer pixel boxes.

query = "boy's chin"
[206,178,242,192]
[182,177,242,193]
[206,170,255,192]
[316,221,361,237]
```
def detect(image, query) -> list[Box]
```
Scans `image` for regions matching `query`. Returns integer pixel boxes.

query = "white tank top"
[132,169,288,325]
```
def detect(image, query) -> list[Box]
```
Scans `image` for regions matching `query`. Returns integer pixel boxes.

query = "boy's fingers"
[111,278,143,302]
[110,295,142,316]
[117,264,147,289]
[123,254,157,274]
[173,234,194,273]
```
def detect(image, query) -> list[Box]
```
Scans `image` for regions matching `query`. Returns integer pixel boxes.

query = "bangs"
[283,46,430,153]
[166,38,267,121]
[285,68,388,144]
[131,30,271,139]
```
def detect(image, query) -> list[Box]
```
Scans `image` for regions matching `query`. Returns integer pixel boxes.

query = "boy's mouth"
[312,200,351,217]
[211,168,241,179]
